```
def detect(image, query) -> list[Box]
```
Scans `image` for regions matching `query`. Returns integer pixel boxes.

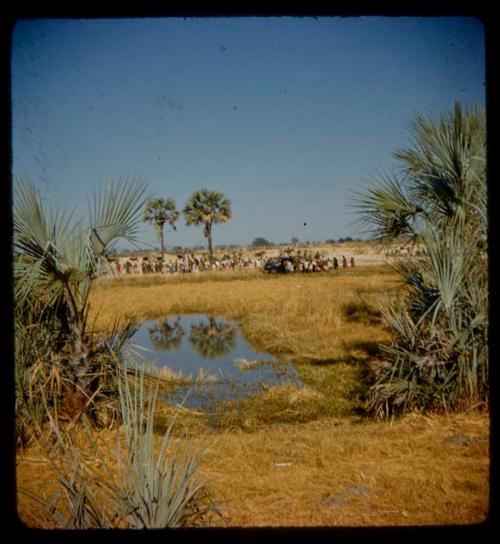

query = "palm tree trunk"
[206,223,214,265]
[159,227,165,262]
[65,283,92,399]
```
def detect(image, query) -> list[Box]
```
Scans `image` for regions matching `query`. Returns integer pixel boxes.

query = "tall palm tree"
[353,103,487,417]
[183,189,231,264]
[14,176,148,408]
[143,197,179,262]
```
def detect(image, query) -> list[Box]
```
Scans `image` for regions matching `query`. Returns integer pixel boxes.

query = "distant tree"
[338,238,345,243]
[325,239,336,244]
[172,245,184,254]
[251,237,272,247]
[344,236,353,242]
[291,237,299,245]
[183,189,231,264]
[143,197,179,262]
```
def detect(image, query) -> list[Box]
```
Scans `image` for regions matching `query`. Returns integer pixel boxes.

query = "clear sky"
[11,16,485,250]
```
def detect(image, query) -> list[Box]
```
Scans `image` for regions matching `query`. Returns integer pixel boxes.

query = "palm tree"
[353,103,487,417]
[14,176,148,415]
[143,197,179,262]
[183,189,231,264]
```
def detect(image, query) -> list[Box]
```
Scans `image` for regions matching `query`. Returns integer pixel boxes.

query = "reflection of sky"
[127,314,298,387]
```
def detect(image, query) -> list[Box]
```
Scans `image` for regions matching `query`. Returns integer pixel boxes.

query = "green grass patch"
[196,361,371,432]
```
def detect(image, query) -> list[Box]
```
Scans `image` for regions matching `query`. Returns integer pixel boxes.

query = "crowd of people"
[277,253,355,272]
[107,249,356,277]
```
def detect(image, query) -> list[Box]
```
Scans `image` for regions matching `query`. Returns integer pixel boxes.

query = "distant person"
[350,256,355,267]
[333,257,338,269]
[342,255,347,268]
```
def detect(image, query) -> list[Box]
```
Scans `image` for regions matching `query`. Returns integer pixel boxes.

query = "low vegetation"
[16,259,489,527]
[355,103,488,417]
[19,365,214,528]
[14,177,148,446]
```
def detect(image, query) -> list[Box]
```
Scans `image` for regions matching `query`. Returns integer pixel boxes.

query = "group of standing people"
[278,252,355,273]
[110,252,266,276]
[109,250,356,277]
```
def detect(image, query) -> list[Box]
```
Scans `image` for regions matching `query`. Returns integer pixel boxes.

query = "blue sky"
[11,16,485,250]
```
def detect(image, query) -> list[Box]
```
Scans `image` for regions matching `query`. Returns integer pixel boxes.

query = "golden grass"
[197,411,489,526]
[140,362,219,384]
[17,410,489,527]
[89,267,396,363]
[16,266,490,527]
[88,267,397,425]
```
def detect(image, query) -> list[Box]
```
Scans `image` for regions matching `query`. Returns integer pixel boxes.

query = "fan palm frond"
[352,172,422,240]
[355,103,487,417]
[89,176,148,253]
[14,176,149,424]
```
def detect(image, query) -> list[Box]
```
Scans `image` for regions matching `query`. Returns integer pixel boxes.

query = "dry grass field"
[16,263,490,527]
[17,411,489,528]
[89,265,395,360]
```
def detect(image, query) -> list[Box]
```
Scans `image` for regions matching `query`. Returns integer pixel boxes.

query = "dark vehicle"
[263,256,293,274]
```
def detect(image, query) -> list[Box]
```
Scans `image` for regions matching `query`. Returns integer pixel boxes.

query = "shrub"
[19,364,214,528]
[354,103,488,418]
[14,177,147,445]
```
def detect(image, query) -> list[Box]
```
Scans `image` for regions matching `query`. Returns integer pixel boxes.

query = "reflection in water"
[147,317,185,351]
[188,316,237,359]
[127,314,302,409]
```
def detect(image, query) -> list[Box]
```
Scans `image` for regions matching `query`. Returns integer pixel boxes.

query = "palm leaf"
[351,171,421,240]
[89,176,148,252]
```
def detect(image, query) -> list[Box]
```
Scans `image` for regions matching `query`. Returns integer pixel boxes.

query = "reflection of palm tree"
[188,316,237,359]
[148,317,185,351]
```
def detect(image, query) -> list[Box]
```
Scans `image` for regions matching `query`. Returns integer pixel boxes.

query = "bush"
[19,365,215,528]
[251,237,273,247]
[354,103,488,418]
[14,178,147,445]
